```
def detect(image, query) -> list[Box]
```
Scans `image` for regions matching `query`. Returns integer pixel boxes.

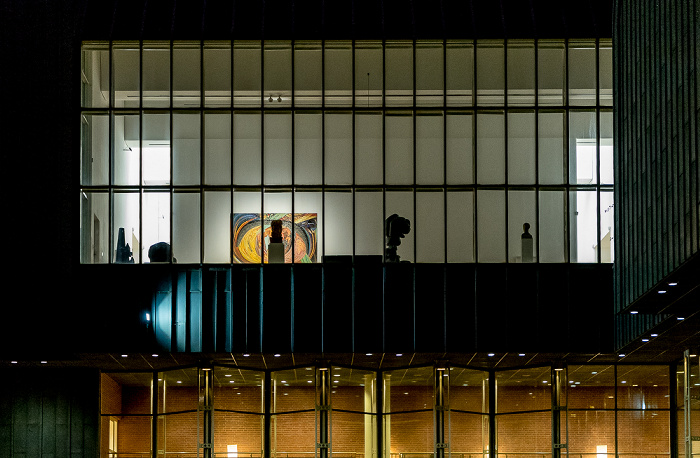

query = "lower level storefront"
[96,353,700,458]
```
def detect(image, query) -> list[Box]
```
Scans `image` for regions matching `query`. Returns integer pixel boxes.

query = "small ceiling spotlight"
[630,310,638,314]
[618,353,625,357]
[658,290,667,294]
[268,96,273,102]
[668,282,678,286]
[277,96,282,102]
[677,316,685,321]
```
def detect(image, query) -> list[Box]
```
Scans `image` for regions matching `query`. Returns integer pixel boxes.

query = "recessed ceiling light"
[658,290,667,294]
[630,311,638,314]
[333,380,339,383]
[619,353,625,357]
[366,353,372,356]
[11,361,17,364]
[651,333,658,337]
[229,381,234,384]
[488,353,495,357]
[307,380,313,383]
[152,354,158,357]
[274,354,281,357]
[621,380,627,384]
[333,374,340,377]
[642,338,649,342]
[177,381,182,384]
[41,361,47,364]
[519,353,526,356]
[669,282,678,286]
[243,354,250,357]
[121,354,128,357]
[396,353,403,356]
[592,371,598,374]
[225,374,232,377]
[678,317,685,320]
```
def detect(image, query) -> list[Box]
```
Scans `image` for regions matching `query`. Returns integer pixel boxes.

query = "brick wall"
[102,380,673,456]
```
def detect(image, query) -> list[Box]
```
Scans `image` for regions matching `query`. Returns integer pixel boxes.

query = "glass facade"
[80,39,614,265]
[100,362,676,458]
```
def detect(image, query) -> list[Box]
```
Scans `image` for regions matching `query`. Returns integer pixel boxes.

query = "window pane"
[507,40,535,106]
[618,411,670,456]
[324,41,353,107]
[172,43,200,108]
[451,412,487,455]
[476,41,504,106]
[508,190,536,263]
[204,113,231,185]
[507,111,536,184]
[81,113,109,186]
[355,41,383,107]
[173,112,201,185]
[570,189,598,263]
[538,111,565,184]
[80,191,109,264]
[294,41,322,107]
[294,191,322,263]
[113,113,140,185]
[446,40,474,106]
[213,412,262,456]
[477,189,506,262]
[204,191,231,263]
[263,192,292,263]
[386,366,434,412]
[446,191,475,263]
[233,112,262,185]
[600,110,614,184]
[157,412,199,454]
[446,113,474,184]
[142,191,170,263]
[324,112,353,185]
[567,365,615,409]
[331,411,368,457]
[569,110,598,185]
[173,192,201,263]
[113,192,139,263]
[617,365,670,409]
[272,412,316,454]
[498,412,551,454]
[142,113,170,186]
[264,41,292,108]
[214,367,264,412]
[538,190,567,263]
[538,40,565,106]
[600,190,614,263]
[204,43,232,107]
[273,367,315,412]
[497,367,551,412]
[112,43,139,108]
[233,190,262,264]
[355,191,383,256]
[476,112,505,184]
[324,191,353,256]
[264,112,292,185]
[234,42,261,107]
[569,40,597,106]
[385,42,413,107]
[416,42,444,107]
[385,113,414,185]
[385,191,414,262]
[416,113,444,185]
[294,112,322,185]
[599,39,613,106]
[142,42,170,108]
[355,113,383,185]
[331,366,377,412]
[81,44,109,108]
[568,410,615,456]
[389,411,434,453]
[416,191,445,263]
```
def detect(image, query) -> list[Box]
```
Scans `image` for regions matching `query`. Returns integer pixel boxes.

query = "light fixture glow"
[519,353,526,356]
[121,354,128,358]
[366,353,372,356]
[274,354,281,357]
[630,311,638,314]
[619,353,625,357]
[243,354,250,357]
[678,317,685,320]
[225,374,232,377]
[396,353,403,356]
[658,290,667,294]
[669,282,678,286]
[145,313,151,321]
[152,354,158,357]
[651,333,658,337]
[642,338,649,342]
[488,353,495,357]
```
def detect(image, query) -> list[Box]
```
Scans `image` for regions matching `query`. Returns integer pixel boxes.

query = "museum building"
[1,0,698,458]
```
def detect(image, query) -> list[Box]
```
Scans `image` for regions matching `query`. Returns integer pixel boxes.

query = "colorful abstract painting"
[232,213,317,264]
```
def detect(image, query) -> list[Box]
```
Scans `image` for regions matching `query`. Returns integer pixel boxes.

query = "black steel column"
[489,369,496,458]
[551,366,567,458]
[201,367,214,458]
[318,366,332,458]
[265,371,272,458]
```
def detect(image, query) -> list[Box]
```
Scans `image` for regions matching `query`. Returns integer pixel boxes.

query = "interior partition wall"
[80,39,614,266]
[100,362,675,458]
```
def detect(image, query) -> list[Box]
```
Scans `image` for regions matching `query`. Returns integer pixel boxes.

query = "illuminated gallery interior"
[79,39,614,265]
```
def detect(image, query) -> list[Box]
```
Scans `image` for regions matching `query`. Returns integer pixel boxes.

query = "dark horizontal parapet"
[2,263,613,358]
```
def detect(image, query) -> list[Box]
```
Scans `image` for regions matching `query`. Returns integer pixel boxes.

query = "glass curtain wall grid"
[80,39,614,266]
[100,362,676,458]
